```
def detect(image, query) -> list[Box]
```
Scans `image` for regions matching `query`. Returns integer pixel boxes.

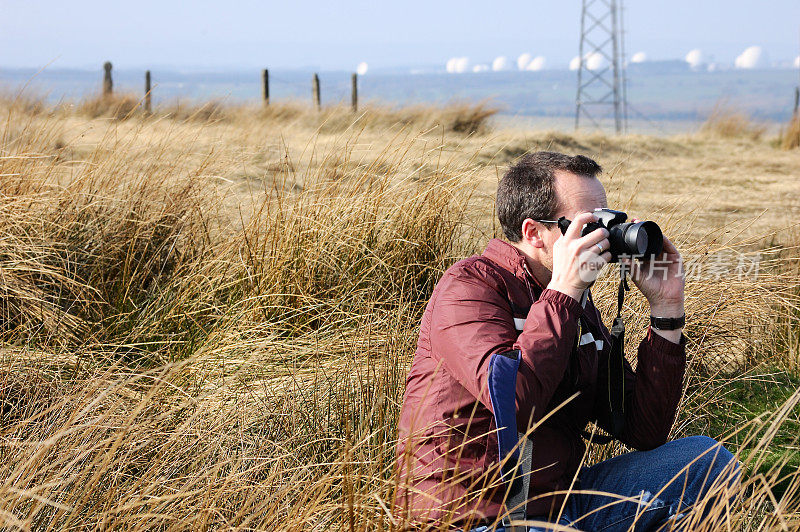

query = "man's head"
[497,151,608,282]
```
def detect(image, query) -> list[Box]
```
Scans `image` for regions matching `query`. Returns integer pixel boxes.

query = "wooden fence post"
[351,73,358,113]
[144,70,152,113]
[312,73,320,111]
[268,68,269,105]
[103,61,113,96]
[794,86,799,117]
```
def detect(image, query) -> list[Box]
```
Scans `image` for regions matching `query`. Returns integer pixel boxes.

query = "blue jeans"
[472,436,740,532]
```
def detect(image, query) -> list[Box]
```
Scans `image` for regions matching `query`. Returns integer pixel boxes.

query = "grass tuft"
[780,114,800,150]
[699,103,766,141]
[77,93,143,119]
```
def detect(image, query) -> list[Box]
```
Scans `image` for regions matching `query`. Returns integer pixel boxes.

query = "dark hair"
[497,151,601,242]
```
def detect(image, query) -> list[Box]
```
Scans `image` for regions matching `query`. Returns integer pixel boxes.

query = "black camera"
[557,208,663,262]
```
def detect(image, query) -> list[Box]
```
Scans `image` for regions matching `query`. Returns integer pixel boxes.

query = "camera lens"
[621,221,663,258]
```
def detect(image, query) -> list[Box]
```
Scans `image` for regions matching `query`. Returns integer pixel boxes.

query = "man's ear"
[520,218,546,248]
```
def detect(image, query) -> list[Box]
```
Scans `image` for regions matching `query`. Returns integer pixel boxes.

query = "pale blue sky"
[2,1,799,71]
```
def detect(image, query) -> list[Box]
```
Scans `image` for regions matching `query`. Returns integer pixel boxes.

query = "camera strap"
[608,267,630,437]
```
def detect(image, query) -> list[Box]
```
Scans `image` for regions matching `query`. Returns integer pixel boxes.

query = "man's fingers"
[576,248,612,283]
[661,234,680,255]
[564,211,597,240]
[577,227,610,250]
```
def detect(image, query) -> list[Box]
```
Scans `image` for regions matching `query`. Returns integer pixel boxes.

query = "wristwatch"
[650,314,686,330]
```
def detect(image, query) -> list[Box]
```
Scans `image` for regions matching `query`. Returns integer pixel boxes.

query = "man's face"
[538,170,608,272]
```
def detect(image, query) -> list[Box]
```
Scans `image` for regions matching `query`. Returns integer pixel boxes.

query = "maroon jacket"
[394,238,686,526]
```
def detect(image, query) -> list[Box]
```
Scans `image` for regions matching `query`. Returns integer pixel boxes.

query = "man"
[395,152,739,530]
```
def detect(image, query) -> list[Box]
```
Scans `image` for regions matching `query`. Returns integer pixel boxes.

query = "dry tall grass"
[699,104,767,141]
[76,93,144,120]
[0,93,799,529]
[780,115,800,150]
[72,92,499,136]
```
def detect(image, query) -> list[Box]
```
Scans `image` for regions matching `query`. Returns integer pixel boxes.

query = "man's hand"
[625,234,685,344]
[547,211,612,301]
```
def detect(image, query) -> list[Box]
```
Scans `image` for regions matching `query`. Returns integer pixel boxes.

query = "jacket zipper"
[520,262,536,303]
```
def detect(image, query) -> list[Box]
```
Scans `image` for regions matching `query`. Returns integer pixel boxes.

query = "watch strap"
[650,314,685,330]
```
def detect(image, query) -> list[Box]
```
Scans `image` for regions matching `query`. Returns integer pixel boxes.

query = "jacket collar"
[482,238,547,290]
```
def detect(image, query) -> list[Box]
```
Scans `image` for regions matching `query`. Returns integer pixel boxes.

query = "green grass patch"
[702,368,800,499]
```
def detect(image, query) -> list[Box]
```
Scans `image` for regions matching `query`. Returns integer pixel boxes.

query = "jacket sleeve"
[428,263,582,427]
[593,320,687,450]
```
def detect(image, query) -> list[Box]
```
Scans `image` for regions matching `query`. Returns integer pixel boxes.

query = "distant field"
[0,94,798,529]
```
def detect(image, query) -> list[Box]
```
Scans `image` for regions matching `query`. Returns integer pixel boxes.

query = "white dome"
[735,46,768,69]
[517,53,533,70]
[685,49,704,69]
[526,56,546,71]
[630,51,647,63]
[356,62,368,76]
[446,57,470,73]
[569,53,607,71]
[795,56,800,69]
[585,52,607,71]
[492,56,511,71]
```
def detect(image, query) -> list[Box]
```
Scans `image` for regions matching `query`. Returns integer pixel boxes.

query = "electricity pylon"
[575,0,628,133]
